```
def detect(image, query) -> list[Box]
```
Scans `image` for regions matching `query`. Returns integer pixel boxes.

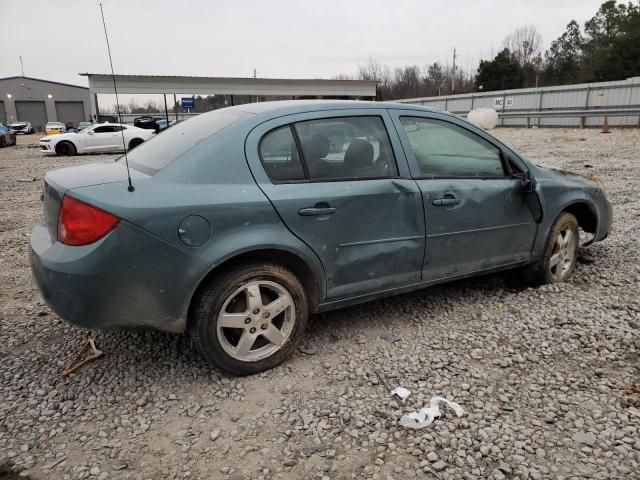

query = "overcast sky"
[1,0,604,91]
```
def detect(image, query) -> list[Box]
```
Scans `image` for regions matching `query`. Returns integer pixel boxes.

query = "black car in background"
[134,116,165,133]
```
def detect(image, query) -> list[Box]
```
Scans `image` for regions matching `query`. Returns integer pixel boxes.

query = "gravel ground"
[1,129,639,480]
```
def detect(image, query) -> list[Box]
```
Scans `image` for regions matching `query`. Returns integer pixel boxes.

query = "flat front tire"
[526,212,579,284]
[190,262,308,375]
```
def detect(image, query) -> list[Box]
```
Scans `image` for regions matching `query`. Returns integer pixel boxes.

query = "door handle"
[299,204,337,216]
[432,197,461,206]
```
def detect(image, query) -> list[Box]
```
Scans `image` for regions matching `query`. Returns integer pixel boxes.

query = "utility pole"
[451,48,457,93]
[253,68,257,103]
[19,56,24,77]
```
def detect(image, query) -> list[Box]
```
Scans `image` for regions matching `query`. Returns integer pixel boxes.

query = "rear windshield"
[124,109,251,175]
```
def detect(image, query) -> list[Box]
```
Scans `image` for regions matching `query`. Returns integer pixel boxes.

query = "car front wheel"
[526,212,579,284]
[190,262,308,375]
[55,141,77,156]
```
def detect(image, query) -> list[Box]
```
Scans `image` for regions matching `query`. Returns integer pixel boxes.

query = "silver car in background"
[10,121,34,134]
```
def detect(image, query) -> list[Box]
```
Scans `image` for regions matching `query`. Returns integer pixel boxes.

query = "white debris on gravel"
[1,129,639,479]
[399,396,464,429]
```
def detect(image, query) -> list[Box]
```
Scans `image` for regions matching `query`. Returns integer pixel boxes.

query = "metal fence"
[396,77,640,127]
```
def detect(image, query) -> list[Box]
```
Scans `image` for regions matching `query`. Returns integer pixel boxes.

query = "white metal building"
[80,74,378,119]
[0,76,91,130]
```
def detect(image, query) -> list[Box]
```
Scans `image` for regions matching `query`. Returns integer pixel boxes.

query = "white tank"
[467,108,499,130]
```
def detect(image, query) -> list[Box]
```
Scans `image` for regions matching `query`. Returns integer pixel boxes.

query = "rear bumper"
[29,219,210,333]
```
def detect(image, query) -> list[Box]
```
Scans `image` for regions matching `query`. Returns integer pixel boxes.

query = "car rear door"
[245,109,425,301]
[389,110,538,281]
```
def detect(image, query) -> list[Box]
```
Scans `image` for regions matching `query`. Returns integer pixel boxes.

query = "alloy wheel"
[549,226,577,281]
[216,280,295,362]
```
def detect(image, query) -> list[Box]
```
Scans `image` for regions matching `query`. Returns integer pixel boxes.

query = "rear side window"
[125,109,251,175]
[400,117,505,178]
[259,116,398,182]
[259,126,306,181]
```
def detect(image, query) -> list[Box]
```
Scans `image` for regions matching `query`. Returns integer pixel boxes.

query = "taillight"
[57,195,119,246]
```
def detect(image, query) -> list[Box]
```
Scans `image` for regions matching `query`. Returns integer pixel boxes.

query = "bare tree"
[503,25,543,65]
[357,56,391,84]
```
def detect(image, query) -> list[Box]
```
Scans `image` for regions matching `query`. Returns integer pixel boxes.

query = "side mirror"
[520,172,544,223]
[87,130,94,135]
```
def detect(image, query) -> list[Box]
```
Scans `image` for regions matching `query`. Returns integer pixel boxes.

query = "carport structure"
[80,73,378,120]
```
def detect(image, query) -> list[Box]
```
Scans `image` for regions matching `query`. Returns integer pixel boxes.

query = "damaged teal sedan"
[30,100,612,374]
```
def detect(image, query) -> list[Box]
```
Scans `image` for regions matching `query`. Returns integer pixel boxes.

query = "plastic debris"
[381,334,401,344]
[467,108,498,130]
[62,338,103,376]
[390,386,411,403]
[399,396,464,429]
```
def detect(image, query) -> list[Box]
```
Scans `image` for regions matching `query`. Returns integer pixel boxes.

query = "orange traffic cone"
[602,116,610,133]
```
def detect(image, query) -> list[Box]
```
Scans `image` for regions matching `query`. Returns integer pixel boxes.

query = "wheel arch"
[128,137,144,149]
[563,200,598,234]
[187,247,322,331]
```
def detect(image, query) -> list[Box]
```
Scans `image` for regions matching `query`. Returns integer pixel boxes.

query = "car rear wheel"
[55,141,77,156]
[0,136,5,148]
[190,262,308,375]
[526,212,579,284]
[128,138,144,150]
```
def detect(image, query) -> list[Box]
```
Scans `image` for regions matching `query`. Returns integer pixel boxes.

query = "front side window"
[400,117,505,178]
[93,126,115,133]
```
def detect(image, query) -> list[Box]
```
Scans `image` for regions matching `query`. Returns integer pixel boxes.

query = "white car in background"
[39,123,154,156]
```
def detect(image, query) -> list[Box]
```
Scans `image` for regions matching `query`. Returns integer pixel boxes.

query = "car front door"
[245,110,425,301]
[85,125,120,152]
[389,110,538,281]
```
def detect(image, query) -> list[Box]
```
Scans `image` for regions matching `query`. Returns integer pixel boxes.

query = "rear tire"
[524,212,579,284]
[0,137,5,148]
[190,262,308,375]
[128,138,144,150]
[55,141,77,156]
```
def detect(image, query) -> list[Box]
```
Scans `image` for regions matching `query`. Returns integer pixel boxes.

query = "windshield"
[12,123,26,128]
[124,109,252,175]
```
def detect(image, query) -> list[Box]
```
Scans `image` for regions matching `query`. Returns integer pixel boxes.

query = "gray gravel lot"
[1,129,639,480]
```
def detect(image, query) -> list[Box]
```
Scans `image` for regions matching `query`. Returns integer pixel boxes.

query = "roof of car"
[233,99,441,117]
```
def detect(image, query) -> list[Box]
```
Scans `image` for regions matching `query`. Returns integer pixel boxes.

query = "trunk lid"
[42,162,148,239]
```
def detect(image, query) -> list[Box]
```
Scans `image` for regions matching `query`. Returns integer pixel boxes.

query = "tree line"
[350,0,639,99]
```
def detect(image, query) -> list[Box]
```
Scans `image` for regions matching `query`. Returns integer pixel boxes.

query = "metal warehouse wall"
[0,77,91,129]
[396,77,640,127]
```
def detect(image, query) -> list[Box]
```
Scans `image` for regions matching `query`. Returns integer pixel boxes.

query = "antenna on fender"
[99,3,134,192]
